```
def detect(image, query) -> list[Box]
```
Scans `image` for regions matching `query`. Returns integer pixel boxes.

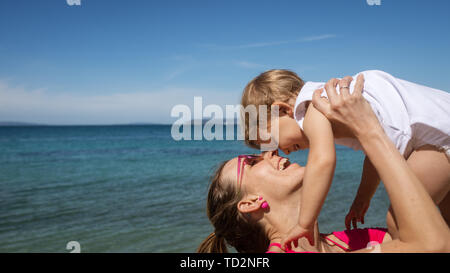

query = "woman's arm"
[354,123,449,252]
[313,75,450,252]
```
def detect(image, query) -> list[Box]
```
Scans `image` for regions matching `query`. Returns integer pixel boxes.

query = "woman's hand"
[313,73,450,252]
[311,74,382,138]
[345,196,370,230]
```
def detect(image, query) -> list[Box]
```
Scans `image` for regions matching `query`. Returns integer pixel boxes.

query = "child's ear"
[271,101,294,118]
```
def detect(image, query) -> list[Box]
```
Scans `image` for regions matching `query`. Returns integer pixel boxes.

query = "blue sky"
[0,0,449,124]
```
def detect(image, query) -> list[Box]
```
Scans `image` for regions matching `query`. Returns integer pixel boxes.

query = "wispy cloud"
[0,80,240,125]
[302,34,337,42]
[163,54,197,81]
[197,34,337,50]
[164,66,191,81]
[234,60,268,69]
[232,40,291,49]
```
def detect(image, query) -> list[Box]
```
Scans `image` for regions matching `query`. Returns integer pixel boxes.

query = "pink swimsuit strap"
[266,228,388,253]
[321,234,350,251]
[266,243,317,253]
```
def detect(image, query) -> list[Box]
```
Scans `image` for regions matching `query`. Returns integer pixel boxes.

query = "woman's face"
[223,151,305,202]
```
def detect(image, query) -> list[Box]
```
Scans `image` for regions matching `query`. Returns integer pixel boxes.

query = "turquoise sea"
[0,125,390,252]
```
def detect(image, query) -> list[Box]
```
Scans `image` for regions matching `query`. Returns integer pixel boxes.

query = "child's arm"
[281,103,336,248]
[300,103,337,233]
[345,156,380,229]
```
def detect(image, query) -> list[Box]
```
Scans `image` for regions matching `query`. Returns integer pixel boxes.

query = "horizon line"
[0,119,242,127]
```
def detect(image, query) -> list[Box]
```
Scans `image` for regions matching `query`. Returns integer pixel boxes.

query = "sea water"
[0,125,389,252]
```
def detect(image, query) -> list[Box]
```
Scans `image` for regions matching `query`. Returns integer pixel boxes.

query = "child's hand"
[280,224,315,250]
[345,197,370,230]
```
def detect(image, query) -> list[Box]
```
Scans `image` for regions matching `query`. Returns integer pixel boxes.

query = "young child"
[240,69,450,249]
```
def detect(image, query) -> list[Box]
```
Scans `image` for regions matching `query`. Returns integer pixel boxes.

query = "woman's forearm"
[358,128,449,250]
[312,75,450,252]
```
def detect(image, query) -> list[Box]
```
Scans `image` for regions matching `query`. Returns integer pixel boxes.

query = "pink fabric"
[266,243,317,253]
[331,227,387,251]
[266,228,388,253]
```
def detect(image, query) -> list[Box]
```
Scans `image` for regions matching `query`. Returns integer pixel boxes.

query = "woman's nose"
[262,150,278,159]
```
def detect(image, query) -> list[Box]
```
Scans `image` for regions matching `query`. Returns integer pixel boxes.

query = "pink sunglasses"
[236,154,262,191]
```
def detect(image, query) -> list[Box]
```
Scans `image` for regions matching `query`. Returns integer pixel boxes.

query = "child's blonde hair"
[241,69,304,149]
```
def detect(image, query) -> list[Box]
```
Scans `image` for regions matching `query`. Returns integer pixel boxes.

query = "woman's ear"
[237,195,261,214]
[271,101,294,118]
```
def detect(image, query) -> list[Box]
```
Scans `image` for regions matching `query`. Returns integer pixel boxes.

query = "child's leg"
[386,145,450,239]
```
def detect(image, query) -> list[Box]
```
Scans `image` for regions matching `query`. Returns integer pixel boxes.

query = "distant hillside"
[0,121,44,126]
[0,121,171,126]
[191,118,240,125]
[123,122,169,126]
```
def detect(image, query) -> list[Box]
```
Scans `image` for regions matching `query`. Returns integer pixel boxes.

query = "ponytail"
[197,232,228,253]
[197,161,270,253]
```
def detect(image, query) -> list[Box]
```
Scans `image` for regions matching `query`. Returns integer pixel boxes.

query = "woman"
[197,76,450,253]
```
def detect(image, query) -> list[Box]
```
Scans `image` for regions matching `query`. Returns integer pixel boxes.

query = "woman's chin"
[284,162,303,171]
[288,163,305,183]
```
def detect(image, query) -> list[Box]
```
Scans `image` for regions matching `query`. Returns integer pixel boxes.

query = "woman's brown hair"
[197,160,270,253]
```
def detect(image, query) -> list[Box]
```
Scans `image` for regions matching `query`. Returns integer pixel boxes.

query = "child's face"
[276,115,309,155]
[259,115,309,155]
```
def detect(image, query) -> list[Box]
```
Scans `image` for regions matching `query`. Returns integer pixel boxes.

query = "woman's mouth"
[278,157,291,170]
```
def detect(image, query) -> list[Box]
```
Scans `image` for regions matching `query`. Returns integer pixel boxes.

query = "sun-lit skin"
[257,105,311,155]
[204,75,450,253]
[276,115,310,155]
[258,101,355,155]
[219,151,356,253]
[223,151,304,202]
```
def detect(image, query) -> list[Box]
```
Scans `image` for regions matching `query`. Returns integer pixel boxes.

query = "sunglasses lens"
[245,155,260,166]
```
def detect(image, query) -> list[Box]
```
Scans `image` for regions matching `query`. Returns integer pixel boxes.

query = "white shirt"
[294,70,450,158]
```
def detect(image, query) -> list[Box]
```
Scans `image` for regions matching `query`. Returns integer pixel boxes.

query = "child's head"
[241,69,308,154]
